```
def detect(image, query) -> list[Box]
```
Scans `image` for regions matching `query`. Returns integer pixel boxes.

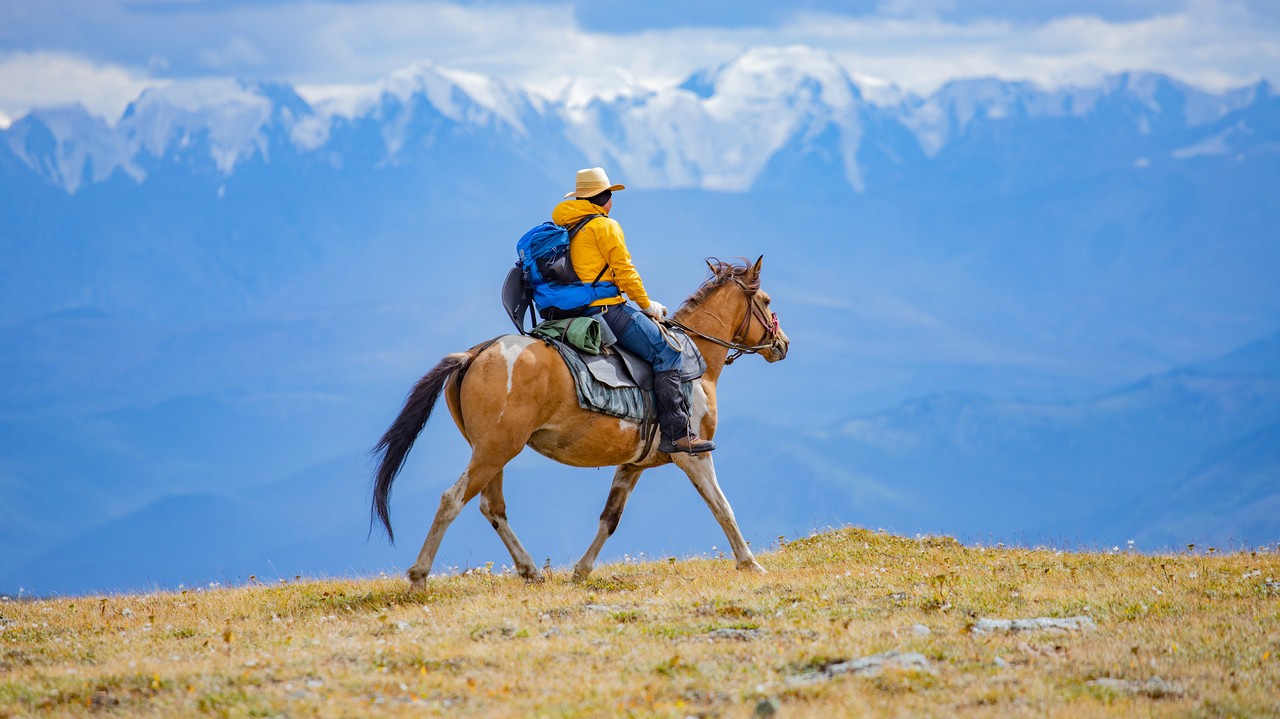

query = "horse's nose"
[768,332,790,362]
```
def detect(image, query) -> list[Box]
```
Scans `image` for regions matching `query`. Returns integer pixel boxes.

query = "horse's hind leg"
[573,464,644,581]
[479,471,541,582]
[407,446,515,590]
[671,452,764,573]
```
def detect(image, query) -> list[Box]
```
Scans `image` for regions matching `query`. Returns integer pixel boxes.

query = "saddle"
[543,335,702,427]
[570,327,705,391]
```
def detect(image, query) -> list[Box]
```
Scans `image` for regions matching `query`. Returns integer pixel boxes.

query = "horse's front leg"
[671,452,764,573]
[573,464,644,581]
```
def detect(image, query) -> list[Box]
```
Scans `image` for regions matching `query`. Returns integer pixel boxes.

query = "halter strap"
[661,277,780,365]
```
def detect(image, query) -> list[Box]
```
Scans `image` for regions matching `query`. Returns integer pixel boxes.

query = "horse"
[371,256,790,589]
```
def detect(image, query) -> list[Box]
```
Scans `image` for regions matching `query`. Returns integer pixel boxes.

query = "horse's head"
[736,256,789,363]
[678,256,790,364]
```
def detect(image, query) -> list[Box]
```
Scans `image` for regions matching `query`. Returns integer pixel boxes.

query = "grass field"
[2,527,1278,717]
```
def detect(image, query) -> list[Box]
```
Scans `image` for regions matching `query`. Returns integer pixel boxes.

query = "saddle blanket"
[546,339,698,426]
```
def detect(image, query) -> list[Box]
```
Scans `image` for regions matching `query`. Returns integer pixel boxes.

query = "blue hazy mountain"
[1,48,1277,595]
[9,333,1278,595]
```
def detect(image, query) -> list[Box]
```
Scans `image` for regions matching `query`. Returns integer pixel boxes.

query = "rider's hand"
[642,301,668,319]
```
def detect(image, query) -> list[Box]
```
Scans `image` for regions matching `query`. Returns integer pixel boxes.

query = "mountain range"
[1,45,1277,595]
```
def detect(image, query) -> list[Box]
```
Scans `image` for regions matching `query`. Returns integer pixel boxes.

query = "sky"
[1,0,1278,125]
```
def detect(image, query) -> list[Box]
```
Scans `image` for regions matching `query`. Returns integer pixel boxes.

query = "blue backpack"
[513,215,621,321]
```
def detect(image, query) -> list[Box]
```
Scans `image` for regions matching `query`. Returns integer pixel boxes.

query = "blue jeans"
[588,303,681,373]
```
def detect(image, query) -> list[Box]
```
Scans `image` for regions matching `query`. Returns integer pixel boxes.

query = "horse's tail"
[370,347,481,543]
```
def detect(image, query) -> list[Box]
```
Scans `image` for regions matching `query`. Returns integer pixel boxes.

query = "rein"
[661,277,782,365]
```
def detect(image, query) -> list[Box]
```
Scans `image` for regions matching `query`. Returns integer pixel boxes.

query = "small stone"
[470,623,517,641]
[1089,676,1184,698]
[993,655,1010,668]
[912,623,931,636]
[787,650,933,687]
[705,628,763,641]
[754,696,780,717]
[971,616,1095,635]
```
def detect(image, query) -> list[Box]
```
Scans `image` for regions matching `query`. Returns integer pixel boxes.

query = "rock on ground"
[971,616,1096,635]
[1088,676,1184,698]
[786,650,933,687]
[703,628,764,641]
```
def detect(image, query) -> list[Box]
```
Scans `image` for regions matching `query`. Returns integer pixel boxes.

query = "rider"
[552,167,715,455]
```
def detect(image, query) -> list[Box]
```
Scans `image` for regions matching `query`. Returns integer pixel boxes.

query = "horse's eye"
[763,297,772,306]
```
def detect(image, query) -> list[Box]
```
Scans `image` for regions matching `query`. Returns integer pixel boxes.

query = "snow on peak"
[3,80,281,193]
[294,61,534,154]
[703,45,861,114]
[548,69,653,110]
[2,105,137,194]
[123,79,275,173]
[566,45,867,192]
[897,77,1042,156]
[849,73,909,107]
[894,71,1265,157]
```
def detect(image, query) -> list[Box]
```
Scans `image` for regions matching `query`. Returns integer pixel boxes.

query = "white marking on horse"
[498,336,533,396]
[619,418,650,463]
[690,382,710,425]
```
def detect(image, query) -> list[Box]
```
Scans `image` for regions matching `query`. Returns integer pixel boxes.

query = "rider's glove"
[642,301,668,319]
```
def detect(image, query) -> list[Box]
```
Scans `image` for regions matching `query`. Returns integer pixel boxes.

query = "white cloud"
[0,110,10,130]
[0,52,162,123]
[0,0,1276,121]
[782,3,1277,94]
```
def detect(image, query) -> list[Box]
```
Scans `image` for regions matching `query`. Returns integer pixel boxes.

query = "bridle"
[662,276,784,365]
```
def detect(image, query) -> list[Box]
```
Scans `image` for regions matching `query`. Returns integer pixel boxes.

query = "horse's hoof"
[738,561,766,574]
[407,567,430,591]
[571,566,591,582]
[520,568,545,584]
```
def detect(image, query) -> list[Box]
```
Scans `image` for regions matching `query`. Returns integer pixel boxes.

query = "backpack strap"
[567,214,611,286]
[566,214,604,240]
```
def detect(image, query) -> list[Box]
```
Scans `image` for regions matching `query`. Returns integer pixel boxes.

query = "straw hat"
[564,167,626,199]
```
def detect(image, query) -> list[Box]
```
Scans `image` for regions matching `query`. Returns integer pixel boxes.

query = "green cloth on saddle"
[531,316,605,355]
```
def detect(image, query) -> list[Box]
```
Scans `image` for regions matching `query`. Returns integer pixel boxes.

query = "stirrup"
[659,434,716,455]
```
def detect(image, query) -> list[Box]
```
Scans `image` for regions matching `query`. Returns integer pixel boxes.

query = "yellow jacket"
[551,199,651,309]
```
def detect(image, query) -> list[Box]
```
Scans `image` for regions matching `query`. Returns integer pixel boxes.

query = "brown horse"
[371,257,790,589]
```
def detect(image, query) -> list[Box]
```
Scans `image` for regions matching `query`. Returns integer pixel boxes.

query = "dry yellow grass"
[2,527,1279,717]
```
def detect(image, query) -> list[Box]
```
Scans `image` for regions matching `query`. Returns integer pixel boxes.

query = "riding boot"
[654,369,715,454]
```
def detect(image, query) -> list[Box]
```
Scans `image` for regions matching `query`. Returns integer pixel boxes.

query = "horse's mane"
[676,259,758,316]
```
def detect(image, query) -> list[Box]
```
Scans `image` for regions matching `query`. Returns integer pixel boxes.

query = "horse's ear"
[706,259,718,274]
[750,255,764,278]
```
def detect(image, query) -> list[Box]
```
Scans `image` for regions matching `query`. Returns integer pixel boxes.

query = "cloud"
[0,0,1276,121]
[781,1,1279,93]
[0,52,161,122]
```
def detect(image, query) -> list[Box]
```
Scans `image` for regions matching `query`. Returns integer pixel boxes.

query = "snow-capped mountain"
[566,46,868,191]
[1,64,554,194]
[4,45,1274,196]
